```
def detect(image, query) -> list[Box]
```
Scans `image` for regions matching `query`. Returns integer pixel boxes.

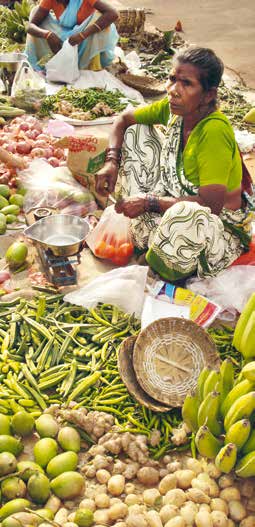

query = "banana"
[235,450,255,478]
[220,379,254,418]
[242,361,255,382]
[224,419,251,451]
[197,367,211,401]
[242,429,255,455]
[203,370,220,399]
[224,391,255,431]
[233,292,255,351]
[215,443,237,473]
[195,425,222,459]
[219,358,234,404]
[182,391,199,433]
[197,390,221,436]
[240,312,255,359]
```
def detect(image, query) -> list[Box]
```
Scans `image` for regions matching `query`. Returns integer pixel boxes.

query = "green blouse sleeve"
[196,119,240,187]
[134,97,170,126]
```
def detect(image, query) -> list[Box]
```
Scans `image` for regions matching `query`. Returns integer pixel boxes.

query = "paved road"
[116,0,255,89]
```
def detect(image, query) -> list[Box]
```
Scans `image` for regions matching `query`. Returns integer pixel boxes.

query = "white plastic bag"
[11,62,46,111]
[64,265,149,318]
[46,41,79,83]
[187,266,255,315]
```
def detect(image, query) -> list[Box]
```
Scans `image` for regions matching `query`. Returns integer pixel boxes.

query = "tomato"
[117,242,134,258]
[104,244,116,259]
[94,241,107,257]
[111,255,129,266]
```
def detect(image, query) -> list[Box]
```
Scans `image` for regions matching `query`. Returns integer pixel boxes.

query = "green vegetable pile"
[0,0,32,45]
[38,87,136,118]
[0,294,182,458]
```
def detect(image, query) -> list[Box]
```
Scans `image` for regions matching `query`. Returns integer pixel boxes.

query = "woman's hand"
[95,161,119,196]
[115,197,146,218]
[69,33,84,46]
[47,33,62,54]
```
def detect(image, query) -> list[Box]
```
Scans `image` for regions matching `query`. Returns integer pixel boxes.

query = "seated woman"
[25,0,119,72]
[96,47,253,282]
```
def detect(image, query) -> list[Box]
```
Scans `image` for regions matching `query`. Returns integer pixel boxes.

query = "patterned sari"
[25,0,118,71]
[119,117,253,282]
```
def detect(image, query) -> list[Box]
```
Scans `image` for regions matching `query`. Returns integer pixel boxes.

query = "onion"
[33,139,49,148]
[0,271,11,284]
[16,141,32,155]
[36,134,52,142]
[25,129,40,140]
[48,157,60,167]
[5,142,17,153]
[31,147,47,158]
[11,117,23,125]
[53,148,64,159]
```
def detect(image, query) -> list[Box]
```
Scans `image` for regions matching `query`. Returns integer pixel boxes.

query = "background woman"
[25,0,119,72]
[96,47,253,282]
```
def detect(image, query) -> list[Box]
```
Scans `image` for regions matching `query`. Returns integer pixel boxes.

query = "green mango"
[0,436,23,456]
[46,451,78,478]
[0,196,9,210]
[0,414,11,435]
[16,461,44,482]
[0,452,17,476]
[0,499,31,521]
[57,427,81,453]
[27,473,50,504]
[1,205,20,216]
[50,471,85,499]
[33,438,58,468]
[0,185,10,199]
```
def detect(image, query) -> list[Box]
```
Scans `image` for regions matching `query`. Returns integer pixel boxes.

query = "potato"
[199,504,211,513]
[186,488,210,504]
[164,517,186,527]
[195,510,213,527]
[203,462,221,480]
[108,475,125,496]
[211,510,228,527]
[95,493,110,509]
[54,508,69,524]
[240,516,255,527]
[94,509,110,525]
[79,498,96,512]
[211,499,228,515]
[159,474,177,495]
[176,470,196,490]
[96,469,111,484]
[125,483,135,495]
[220,487,241,502]
[185,458,203,475]
[45,495,61,513]
[163,489,186,507]
[143,488,161,506]
[239,480,254,499]
[180,501,198,525]
[159,504,178,524]
[108,503,128,521]
[228,500,246,522]
[166,462,181,473]
[64,523,78,527]
[218,475,234,489]
[146,510,163,527]
[93,455,110,470]
[125,494,140,506]
[137,467,159,487]
[126,512,148,527]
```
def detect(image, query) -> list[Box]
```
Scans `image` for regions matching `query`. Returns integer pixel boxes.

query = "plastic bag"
[64,265,148,318]
[86,205,134,265]
[46,41,79,84]
[187,266,255,315]
[19,159,97,217]
[11,62,46,112]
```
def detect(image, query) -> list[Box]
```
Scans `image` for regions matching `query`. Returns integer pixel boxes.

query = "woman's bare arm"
[27,6,62,53]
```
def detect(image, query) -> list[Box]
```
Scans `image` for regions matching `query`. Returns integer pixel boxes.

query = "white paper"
[141,294,190,329]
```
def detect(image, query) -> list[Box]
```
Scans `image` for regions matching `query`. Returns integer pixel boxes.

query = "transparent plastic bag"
[46,41,79,84]
[11,62,46,112]
[19,159,97,217]
[86,205,134,265]
[64,265,148,317]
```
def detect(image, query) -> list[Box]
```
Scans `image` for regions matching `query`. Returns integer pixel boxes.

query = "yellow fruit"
[35,415,59,439]
[0,452,17,476]
[235,450,255,477]
[197,390,221,435]
[0,499,31,521]
[46,451,78,478]
[5,242,28,268]
[215,443,237,473]
[27,473,50,504]
[224,391,255,430]
[57,427,80,453]
[0,435,23,456]
[33,438,58,468]
[233,292,255,351]
[16,461,44,482]
[220,379,254,418]
[50,471,85,499]
[243,108,255,124]
[225,419,251,450]
[74,509,94,527]
[182,391,199,433]
[240,312,255,359]
[0,414,11,435]
[195,425,222,459]
[242,429,255,455]
[203,370,220,399]
[242,362,255,381]
[11,411,34,437]
[1,477,26,500]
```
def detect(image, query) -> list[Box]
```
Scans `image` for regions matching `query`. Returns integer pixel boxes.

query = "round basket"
[118,73,166,97]
[133,317,219,407]
[118,336,171,412]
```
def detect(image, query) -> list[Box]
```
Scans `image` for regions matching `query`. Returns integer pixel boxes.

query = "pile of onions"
[0,115,67,187]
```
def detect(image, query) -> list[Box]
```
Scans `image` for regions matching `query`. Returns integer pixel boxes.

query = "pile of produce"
[0,114,66,188]
[38,87,137,119]
[0,185,24,233]
[0,294,182,458]
[0,0,32,46]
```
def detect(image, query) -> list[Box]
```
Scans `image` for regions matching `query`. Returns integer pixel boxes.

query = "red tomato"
[94,241,107,257]
[111,255,129,266]
[104,244,116,259]
[117,242,134,258]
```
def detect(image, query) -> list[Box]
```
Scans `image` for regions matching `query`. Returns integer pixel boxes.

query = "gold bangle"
[93,22,101,32]
[45,31,52,40]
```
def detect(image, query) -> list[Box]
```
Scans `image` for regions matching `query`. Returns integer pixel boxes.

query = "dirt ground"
[114,0,255,91]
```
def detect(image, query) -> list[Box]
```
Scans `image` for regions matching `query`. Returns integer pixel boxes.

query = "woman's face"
[166,62,212,117]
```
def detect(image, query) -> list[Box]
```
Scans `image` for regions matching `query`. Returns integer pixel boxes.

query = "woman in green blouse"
[95,47,252,281]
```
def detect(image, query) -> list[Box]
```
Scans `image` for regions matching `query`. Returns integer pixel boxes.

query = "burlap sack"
[56,133,109,209]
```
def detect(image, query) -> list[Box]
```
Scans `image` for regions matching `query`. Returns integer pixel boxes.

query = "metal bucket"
[0,53,28,95]
[24,214,90,257]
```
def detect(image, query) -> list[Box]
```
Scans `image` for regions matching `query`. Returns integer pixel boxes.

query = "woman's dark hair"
[174,46,224,91]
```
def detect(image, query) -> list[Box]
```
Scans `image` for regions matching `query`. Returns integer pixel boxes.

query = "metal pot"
[0,53,28,95]
[24,214,90,257]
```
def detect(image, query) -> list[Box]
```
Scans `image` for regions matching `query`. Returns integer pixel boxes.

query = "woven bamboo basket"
[118,73,166,97]
[118,336,171,412]
[133,317,219,407]
[116,9,145,36]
